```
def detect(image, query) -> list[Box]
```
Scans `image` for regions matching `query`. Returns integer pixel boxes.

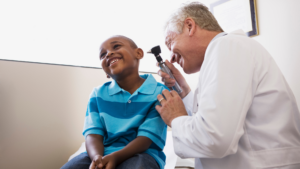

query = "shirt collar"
[210,32,228,43]
[108,74,157,95]
[138,74,157,94]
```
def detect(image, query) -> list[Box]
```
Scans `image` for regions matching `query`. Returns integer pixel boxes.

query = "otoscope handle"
[159,62,182,94]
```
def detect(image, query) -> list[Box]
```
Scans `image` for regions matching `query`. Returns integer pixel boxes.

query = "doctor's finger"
[162,89,172,99]
[158,70,170,79]
[155,104,162,114]
[170,90,180,97]
[164,79,176,86]
[157,94,166,105]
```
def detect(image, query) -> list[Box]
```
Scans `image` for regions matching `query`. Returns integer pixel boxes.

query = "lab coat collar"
[229,29,247,36]
[210,29,247,44]
[211,32,228,43]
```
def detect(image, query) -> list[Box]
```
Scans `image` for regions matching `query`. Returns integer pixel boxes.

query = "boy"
[61,35,168,169]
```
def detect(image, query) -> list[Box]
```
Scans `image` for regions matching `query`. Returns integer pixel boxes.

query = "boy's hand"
[89,155,103,169]
[98,154,117,169]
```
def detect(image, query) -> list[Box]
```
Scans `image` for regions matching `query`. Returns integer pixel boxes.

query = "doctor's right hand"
[157,60,191,98]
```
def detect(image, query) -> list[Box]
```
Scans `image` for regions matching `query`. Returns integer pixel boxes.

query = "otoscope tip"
[147,50,152,54]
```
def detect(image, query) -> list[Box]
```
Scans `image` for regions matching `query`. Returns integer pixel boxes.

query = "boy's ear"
[135,48,144,60]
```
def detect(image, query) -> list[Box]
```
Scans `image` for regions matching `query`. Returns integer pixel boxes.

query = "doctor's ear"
[184,18,196,36]
[106,74,110,78]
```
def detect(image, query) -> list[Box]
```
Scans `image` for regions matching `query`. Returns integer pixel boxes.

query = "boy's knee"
[117,153,159,169]
[60,153,91,169]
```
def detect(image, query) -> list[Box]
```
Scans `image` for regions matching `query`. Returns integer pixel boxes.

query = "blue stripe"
[105,129,138,145]
[86,97,99,115]
[138,129,165,144]
[86,97,156,119]
[158,151,166,162]
[149,142,162,151]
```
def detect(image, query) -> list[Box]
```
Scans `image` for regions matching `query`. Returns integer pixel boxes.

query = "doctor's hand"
[157,60,191,98]
[156,89,188,127]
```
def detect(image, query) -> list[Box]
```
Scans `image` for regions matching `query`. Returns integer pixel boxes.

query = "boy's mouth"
[107,57,122,67]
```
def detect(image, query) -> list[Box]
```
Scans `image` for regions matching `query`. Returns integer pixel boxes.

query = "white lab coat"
[171,30,300,169]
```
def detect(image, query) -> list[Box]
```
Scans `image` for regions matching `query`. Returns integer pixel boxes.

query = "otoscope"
[147,45,182,94]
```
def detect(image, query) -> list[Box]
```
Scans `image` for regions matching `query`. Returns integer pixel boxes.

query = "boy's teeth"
[110,59,118,65]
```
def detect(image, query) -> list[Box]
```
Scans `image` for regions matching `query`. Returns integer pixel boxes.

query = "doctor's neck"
[196,28,223,47]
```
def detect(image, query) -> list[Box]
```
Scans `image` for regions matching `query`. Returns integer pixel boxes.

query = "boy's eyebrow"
[99,41,124,53]
[110,41,123,44]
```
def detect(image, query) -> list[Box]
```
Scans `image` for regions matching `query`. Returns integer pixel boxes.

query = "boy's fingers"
[98,157,107,169]
[89,161,96,169]
[93,157,102,166]
[105,162,114,169]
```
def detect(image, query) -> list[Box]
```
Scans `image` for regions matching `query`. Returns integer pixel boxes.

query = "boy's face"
[99,37,143,79]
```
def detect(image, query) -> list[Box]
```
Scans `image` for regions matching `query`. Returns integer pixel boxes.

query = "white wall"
[1,0,299,169]
[252,0,300,107]
[0,60,161,169]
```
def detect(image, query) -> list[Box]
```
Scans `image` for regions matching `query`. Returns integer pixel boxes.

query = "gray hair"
[165,2,223,35]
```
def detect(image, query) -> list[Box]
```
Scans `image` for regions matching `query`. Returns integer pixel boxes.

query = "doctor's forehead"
[165,32,177,50]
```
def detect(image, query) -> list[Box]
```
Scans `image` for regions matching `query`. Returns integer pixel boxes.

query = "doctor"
[155,2,300,169]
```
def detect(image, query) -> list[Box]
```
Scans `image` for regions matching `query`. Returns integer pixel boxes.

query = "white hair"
[165,1,223,36]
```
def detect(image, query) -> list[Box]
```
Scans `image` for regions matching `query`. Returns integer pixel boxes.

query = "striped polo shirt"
[83,74,168,169]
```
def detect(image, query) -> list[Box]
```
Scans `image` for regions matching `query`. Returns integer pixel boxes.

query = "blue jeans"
[61,152,160,169]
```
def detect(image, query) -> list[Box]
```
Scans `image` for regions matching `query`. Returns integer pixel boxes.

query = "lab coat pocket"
[252,147,300,168]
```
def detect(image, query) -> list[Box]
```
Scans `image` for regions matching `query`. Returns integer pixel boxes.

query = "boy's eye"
[113,44,121,49]
[100,52,106,59]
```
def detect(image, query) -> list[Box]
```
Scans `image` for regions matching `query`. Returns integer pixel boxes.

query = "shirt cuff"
[83,129,104,139]
[170,116,187,157]
[182,91,194,116]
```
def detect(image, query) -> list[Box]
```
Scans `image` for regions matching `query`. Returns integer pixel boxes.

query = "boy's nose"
[106,51,114,58]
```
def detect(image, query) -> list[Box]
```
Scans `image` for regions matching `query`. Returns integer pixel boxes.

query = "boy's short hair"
[110,35,138,49]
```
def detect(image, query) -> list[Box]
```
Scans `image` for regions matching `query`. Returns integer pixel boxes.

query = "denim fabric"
[61,153,91,169]
[61,152,159,169]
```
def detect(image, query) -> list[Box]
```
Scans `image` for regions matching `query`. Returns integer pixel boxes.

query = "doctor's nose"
[170,53,176,63]
[170,53,180,64]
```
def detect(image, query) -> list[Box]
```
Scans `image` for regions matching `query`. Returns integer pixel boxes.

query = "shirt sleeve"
[137,101,167,150]
[82,88,105,138]
[171,37,254,158]
[182,91,194,116]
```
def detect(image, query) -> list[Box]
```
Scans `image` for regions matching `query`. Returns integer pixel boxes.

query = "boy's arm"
[83,88,106,168]
[108,136,152,165]
[86,134,104,161]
